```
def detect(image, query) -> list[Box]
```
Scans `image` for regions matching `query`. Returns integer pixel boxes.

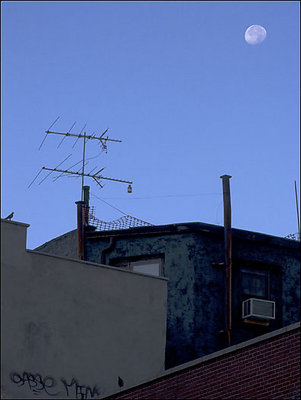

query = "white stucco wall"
[1,219,167,399]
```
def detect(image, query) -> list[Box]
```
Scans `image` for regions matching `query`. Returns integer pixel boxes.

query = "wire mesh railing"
[284,233,300,241]
[86,206,153,231]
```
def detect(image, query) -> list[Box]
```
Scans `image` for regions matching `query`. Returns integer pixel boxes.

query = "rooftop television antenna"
[29,117,133,198]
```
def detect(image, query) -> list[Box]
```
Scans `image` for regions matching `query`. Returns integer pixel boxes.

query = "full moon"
[245,25,267,45]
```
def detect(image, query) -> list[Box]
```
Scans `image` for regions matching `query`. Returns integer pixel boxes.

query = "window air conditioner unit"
[242,298,275,320]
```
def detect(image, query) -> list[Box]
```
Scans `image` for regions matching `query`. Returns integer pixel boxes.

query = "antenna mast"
[81,131,86,200]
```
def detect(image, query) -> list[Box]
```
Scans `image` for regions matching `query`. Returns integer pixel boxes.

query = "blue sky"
[1,1,300,249]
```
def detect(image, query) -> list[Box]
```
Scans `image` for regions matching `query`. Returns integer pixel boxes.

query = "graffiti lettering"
[61,377,100,399]
[10,372,59,396]
[10,371,100,399]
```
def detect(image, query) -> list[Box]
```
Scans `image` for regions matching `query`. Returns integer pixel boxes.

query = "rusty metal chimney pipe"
[83,185,90,228]
[220,174,232,347]
[83,185,90,206]
[76,200,85,260]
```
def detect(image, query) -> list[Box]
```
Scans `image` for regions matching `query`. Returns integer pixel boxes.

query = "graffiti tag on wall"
[10,372,100,399]
[61,377,100,399]
[10,372,59,396]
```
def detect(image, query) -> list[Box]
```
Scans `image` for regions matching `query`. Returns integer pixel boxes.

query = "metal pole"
[220,174,232,347]
[83,186,90,227]
[76,201,85,260]
[295,180,300,240]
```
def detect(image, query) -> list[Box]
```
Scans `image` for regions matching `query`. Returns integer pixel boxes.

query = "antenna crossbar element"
[45,130,122,143]
[93,177,104,189]
[42,167,133,185]
[38,116,60,150]
[31,120,133,197]
[57,121,76,149]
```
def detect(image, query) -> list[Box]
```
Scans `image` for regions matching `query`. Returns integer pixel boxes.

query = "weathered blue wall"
[36,222,300,369]
[85,223,300,369]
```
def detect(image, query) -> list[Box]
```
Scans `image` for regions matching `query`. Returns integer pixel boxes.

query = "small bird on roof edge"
[118,376,124,388]
[4,212,14,220]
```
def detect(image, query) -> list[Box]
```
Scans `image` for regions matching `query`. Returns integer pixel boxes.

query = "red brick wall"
[106,325,300,400]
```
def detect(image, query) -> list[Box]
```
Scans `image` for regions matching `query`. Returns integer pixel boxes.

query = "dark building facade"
[37,220,300,370]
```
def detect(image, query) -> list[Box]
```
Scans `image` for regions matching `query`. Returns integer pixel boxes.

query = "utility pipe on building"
[83,185,90,227]
[294,180,300,240]
[76,186,91,260]
[220,174,232,347]
[76,200,85,260]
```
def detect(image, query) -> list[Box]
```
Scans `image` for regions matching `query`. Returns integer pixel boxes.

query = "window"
[232,261,282,327]
[111,257,163,277]
[240,268,269,299]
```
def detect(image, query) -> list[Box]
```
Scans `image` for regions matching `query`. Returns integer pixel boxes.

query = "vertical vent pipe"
[294,180,300,240]
[83,185,90,227]
[76,186,90,260]
[220,174,232,347]
[75,200,85,260]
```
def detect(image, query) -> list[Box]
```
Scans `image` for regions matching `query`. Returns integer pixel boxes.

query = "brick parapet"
[105,323,300,400]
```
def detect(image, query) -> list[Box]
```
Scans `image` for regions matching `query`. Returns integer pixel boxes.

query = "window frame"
[240,267,270,300]
[110,254,164,277]
[231,259,282,326]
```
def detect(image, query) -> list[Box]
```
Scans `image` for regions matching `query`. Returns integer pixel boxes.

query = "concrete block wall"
[106,323,300,400]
